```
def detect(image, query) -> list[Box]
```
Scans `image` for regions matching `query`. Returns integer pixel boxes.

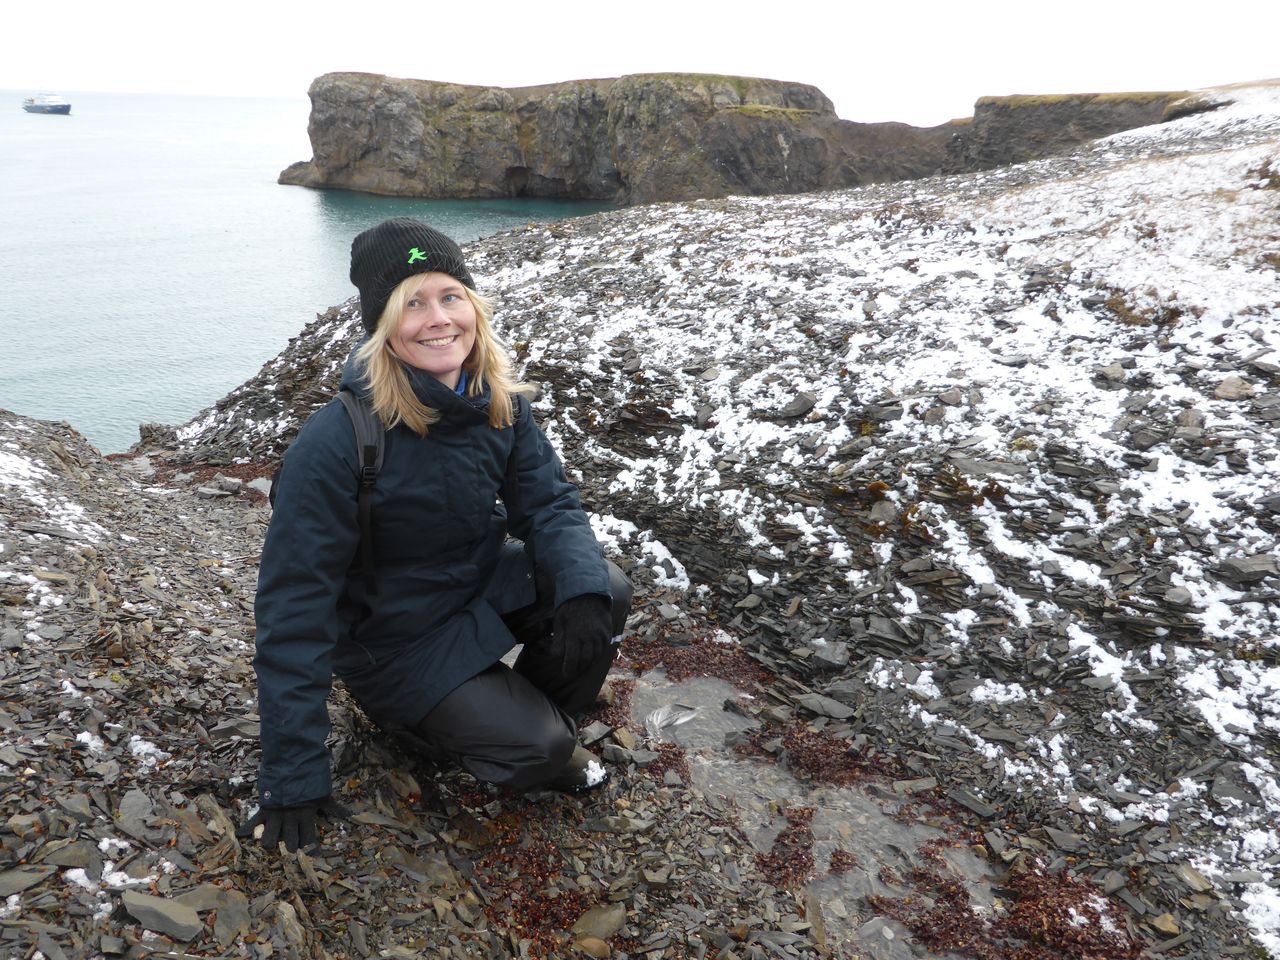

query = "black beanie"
[349,218,475,334]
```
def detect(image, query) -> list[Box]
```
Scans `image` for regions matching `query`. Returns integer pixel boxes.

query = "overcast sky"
[6,1,1277,125]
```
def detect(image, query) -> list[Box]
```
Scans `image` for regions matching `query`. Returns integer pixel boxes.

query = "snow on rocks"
[126,79,1280,955]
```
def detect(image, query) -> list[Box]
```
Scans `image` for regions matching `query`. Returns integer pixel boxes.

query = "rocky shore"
[278,72,1190,205]
[3,80,1279,958]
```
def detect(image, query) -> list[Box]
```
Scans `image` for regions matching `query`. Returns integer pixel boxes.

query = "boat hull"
[23,103,71,115]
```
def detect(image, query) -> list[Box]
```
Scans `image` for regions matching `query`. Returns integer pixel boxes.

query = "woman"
[241,218,631,853]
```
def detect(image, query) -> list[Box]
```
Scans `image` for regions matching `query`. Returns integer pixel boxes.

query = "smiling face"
[387,272,478,389]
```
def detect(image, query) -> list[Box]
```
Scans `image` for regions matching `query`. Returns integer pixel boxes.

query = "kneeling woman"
[244,218,630,852]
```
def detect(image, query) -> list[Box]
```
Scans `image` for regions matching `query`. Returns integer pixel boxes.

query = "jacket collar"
[341,346,490,426]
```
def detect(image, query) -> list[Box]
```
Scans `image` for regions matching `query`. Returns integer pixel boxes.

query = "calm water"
[0,91,613,453]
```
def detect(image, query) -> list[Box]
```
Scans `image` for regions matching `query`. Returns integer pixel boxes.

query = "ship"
[22,94,71,115]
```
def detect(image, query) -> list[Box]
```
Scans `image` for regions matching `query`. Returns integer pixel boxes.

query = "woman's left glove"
[551,594,614,677]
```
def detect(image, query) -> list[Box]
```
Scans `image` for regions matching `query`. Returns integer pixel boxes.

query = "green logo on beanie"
[407,247,429,266]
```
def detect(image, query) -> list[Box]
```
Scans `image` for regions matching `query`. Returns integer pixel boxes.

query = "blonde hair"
[353,274,533,436]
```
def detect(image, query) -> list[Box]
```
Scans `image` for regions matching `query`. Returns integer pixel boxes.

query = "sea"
[0,91,614,454]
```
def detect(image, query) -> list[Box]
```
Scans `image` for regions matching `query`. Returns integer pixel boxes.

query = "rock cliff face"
[280,73,1204,206]
[279,72,959,204]
[943,91,1192,171]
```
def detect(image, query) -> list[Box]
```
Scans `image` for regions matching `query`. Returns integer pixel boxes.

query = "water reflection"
[311,188,616,244]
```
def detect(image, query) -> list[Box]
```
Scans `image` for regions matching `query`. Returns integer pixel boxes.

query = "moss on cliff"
[976,91,1189,109]
[724,104,821,119]
[638,72,758,99]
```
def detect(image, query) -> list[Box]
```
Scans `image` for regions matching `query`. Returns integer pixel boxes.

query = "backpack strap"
[337,389,384,595]
[501,395,523,523]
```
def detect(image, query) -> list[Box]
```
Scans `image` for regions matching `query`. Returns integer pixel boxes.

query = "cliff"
[278,71,960,204]
[943,90,1197,171]
[279,72,1204,206]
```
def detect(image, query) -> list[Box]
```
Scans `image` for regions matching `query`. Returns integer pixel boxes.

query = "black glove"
[550,594,614,678]
[236,796,350,853]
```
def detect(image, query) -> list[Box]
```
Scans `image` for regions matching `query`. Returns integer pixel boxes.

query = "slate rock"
[1173,863,1214,893]
[1211,773,1262,807]
[793,692,855,720]
[1214,375,1254,400]
[121,890,204,941]
[1045,826,1085,852]
[213,889,251,947]
[117,788,154,840]
[1214,555,1278,584]
[1096,362,1126,382]
[573,902,627,939]
[776,393,817,419]
[948,788,997,818]
[0,865,57,896]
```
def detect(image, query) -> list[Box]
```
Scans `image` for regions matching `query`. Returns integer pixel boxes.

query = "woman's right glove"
[550,594,614,677]
[236,796,350,853]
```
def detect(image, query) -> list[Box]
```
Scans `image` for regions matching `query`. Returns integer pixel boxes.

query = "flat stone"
[1211,774,1262,807]
[572,902,627,939]
[56,793,93,821]
[1222,870,1266,883]
[121,890,204,941]
[117,787,154,840]
[793,692,855,720]
[868,501,896,523]
[1214,555,1278,584]
[586,815,655,834]
[1215,375,1254,400]
[1150,913,1181,936]
[612,726,637,751]
[776,393,817,419]
[7,812,45,840]
[0,865,56,896]
[1173,864,1214,893]
[1045,827,1085,852]
[41,839,100,871]
[991,352,1030,367]
[173,884,229,911]
[893,777,938,795]
[948,788,997,818]
[602,744,661,766]
[213,890,251,947]
[1175,408,1206,428]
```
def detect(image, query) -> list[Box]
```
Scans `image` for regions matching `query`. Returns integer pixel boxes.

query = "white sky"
[5,0,1278,125]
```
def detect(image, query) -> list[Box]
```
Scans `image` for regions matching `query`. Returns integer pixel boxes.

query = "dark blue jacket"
[253,355,609,806]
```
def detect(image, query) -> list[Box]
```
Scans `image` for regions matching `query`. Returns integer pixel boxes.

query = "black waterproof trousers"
[410,560,632,791]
